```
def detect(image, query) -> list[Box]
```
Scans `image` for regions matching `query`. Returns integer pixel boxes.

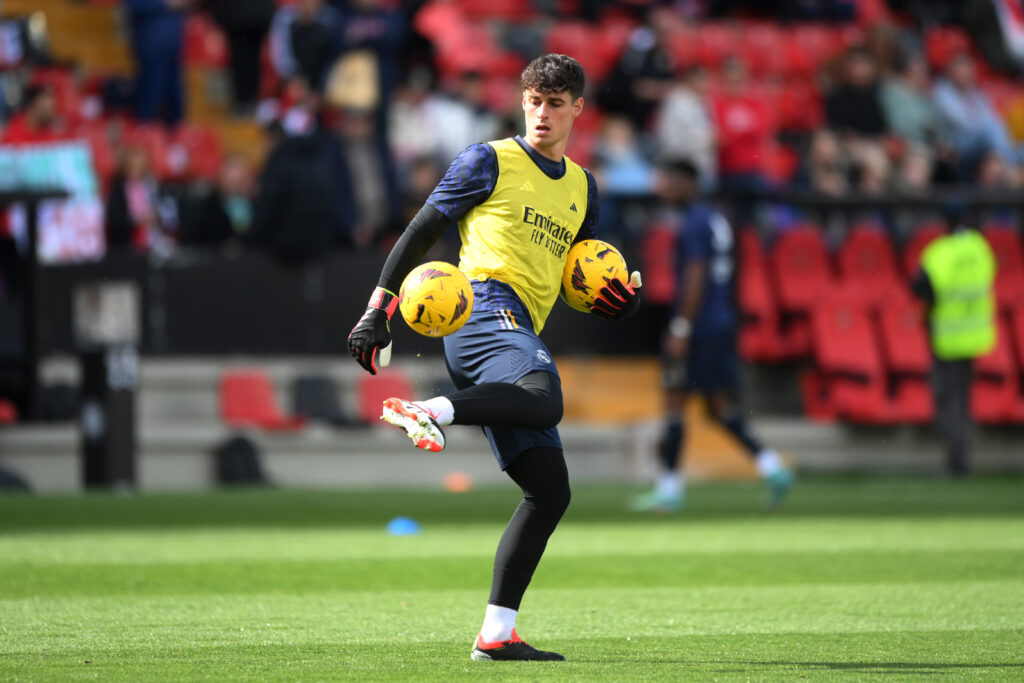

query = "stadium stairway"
[1,357,1022,492]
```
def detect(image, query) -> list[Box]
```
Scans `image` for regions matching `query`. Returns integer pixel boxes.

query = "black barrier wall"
[34,248,662,357]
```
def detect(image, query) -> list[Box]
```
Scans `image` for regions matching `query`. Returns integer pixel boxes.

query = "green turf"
[1,478,1023,681]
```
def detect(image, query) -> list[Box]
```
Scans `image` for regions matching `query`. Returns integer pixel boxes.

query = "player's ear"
[571,97,584,119]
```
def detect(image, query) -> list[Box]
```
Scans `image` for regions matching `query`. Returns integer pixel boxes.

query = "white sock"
[656,471,683,499]
[479,604,517,643]
[415,397,454,426]
[756,449,783,477]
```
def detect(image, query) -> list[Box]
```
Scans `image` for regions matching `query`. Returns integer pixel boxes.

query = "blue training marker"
[387,517,422,536]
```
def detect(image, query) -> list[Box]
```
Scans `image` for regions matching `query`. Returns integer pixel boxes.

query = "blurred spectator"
[257,77,321,137]
[894,145,934,192]
[1,84,65,143]
[125,0,190,126]
[825,47,888,139]
[106,146,178,254]
[851,143,891,194]
[269,0,342,90]
[594,115,655,244]
[180,154,255,246]
[594,115,656,197]
[202,0,276,115]
[324,0,405,135]
[933,52,1022,177]
[420,71,500,166]
[653,65,717,189]
[794,129,849,195]
[711,57,771,193]
[336,107,399,248]
[249,126,351,263]
[880,52,943,145]
[597,21,675,130]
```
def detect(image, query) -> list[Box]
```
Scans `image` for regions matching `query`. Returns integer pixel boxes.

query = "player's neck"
[522,134,566,162]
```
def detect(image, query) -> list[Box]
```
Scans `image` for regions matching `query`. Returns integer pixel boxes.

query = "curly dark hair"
[520,54,585,100]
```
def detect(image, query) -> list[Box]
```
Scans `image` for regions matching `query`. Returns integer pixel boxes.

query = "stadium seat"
[125,123,172,180]
[184,14,228,67]
[901,222,944,280]
[971,317,1018,423]
[691,22,740,70]
[546,22,617,83]
[738,230,794,361]
[925,26,972,71]
[837,224,904,309]
[357,369,413,426]
[878,296,935,423]
[0,398,18,425]
[981,227,1024,311]
[809,287,889,423]
[770,225,832,316]
[220,370,307,431]
[739,23,786,77]
[1007,303,1024,421]
[172,123,223,181]
[640,218,677,307]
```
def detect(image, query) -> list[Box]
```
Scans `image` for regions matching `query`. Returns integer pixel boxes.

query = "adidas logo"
[569,203,578,212]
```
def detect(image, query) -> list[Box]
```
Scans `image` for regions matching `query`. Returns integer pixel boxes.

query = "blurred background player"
[911,213,996,477]
[347,54,641,662]
[630,159,793,514]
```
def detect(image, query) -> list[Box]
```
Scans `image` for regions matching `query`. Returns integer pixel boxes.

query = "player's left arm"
[582,170,643,321]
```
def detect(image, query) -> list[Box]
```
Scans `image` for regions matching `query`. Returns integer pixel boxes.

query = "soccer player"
[347,54,641,662]
[630,159,793,514]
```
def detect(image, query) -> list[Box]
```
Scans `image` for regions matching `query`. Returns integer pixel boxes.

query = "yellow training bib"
[458,138,589,333]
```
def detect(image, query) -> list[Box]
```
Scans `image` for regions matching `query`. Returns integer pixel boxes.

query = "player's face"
[522,89,583,158]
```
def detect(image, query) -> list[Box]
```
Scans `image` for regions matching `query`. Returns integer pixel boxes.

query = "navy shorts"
[443,279,561,469]
[663,330,741,393]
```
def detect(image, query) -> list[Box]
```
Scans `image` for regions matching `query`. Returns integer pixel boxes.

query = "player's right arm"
[347,143,498,374]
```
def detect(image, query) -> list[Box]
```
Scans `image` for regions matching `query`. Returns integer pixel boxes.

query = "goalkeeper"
[347,54,640,661]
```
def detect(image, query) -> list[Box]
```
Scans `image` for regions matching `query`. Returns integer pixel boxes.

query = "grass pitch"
[1,477,1023,681]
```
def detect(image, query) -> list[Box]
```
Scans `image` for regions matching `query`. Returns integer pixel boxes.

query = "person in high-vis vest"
[912,223,996,476]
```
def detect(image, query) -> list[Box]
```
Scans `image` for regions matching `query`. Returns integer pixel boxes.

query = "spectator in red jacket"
[711,57,772,194]
[1,84,66,144]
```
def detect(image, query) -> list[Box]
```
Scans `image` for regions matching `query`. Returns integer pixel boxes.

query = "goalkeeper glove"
[591,271,642,321]
[348,287,397,374]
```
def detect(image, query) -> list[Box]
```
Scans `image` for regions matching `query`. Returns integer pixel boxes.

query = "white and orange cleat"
[381,397,446,452]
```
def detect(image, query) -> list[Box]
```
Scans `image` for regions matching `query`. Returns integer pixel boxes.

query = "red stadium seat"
[770,225,832,315]
[358,369,414,426]
[836,224,904,309]
[546,22,617,83]
[640,218,677,307]
[773,79,824,132]
[971,317,1018,423]
[809,287,890,423]
[925,26,972,71]
[220,370,307,431]
[172,123,223,181]
[0,398,18,425]
[981,227,1024,311]
[73,122,116,192]
[185,14,228,67]
[878,296,931,376]
[691,22,740,70]
[783,25,839,79]
[902,222,944,279]
[738,230,793,361]
[878,296,935,423]
[739,23,786,77]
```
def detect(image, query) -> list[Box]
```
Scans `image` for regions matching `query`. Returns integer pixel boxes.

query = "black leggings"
[489,446,571,610]
[446,371,563,430]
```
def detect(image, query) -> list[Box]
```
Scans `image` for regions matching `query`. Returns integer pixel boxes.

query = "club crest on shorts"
[536,349,551,364]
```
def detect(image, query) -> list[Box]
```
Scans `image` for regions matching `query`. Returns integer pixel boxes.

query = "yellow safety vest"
[920,230,996,360]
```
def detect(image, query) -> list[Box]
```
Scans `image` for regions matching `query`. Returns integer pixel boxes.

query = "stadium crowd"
[0,0,1023,282]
